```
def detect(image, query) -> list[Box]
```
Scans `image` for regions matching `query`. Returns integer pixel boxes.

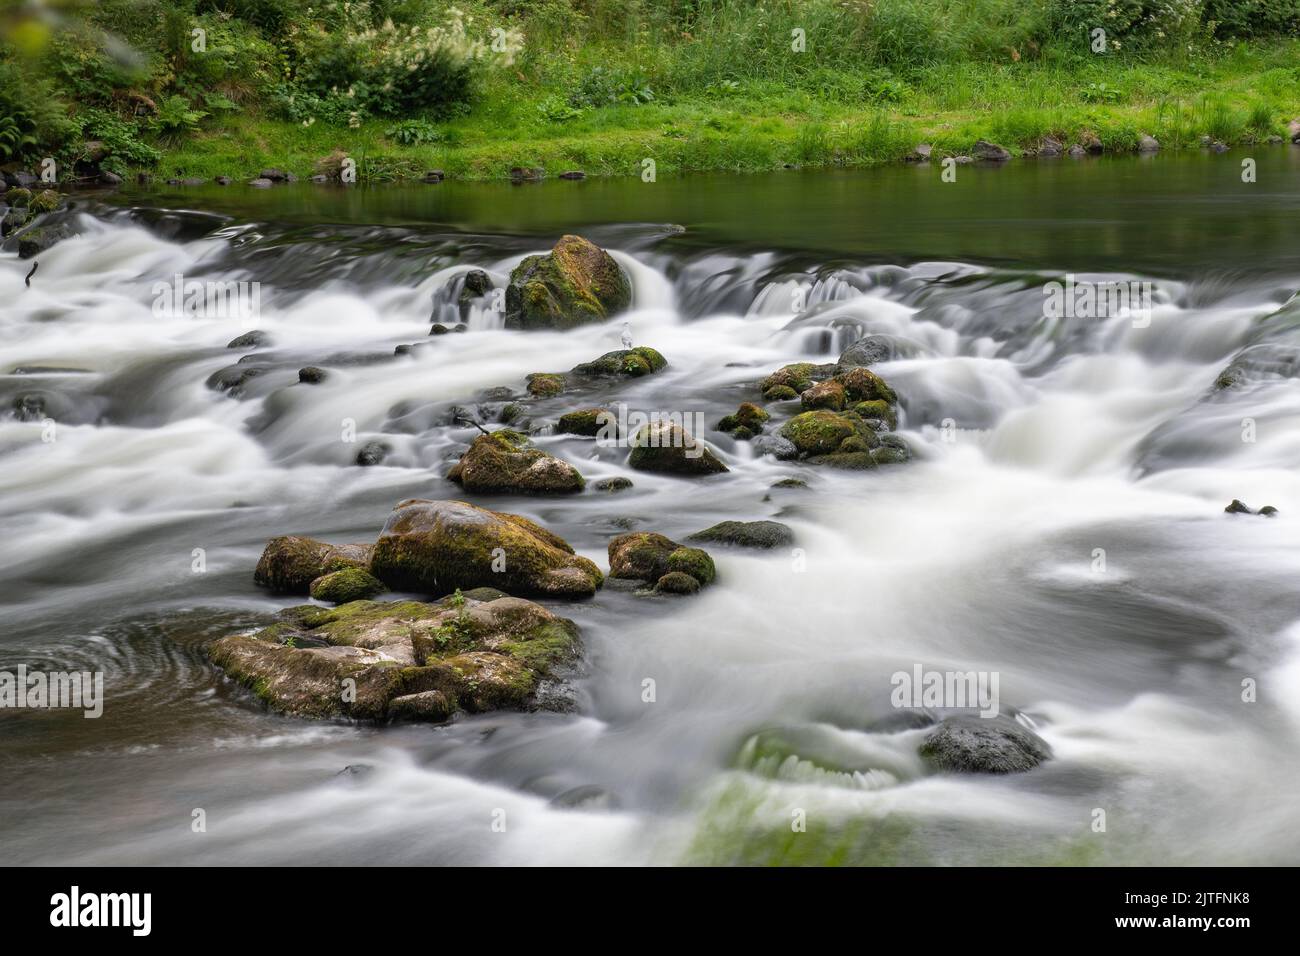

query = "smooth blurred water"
[2,153,1299,865]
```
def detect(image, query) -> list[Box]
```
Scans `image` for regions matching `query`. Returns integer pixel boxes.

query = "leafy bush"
[287,1,522,120]
[151,95,208,143]
[385,118,444,144]
[1050,0,1205,50]
[77,108,163,169]
[570,66,656,108]
[1203,0,1300,36]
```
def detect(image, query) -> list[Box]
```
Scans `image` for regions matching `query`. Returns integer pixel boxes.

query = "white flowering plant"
[284,1,524,122]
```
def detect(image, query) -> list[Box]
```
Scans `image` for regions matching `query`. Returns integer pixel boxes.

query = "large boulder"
[776,409,909,468]
[369,499,603,598]
[919,716,1051,774]
[504,235,632,330]
[628,421,728,475]
[205,593,582,721]
[254,536,373,594]
[759,362,834,400]
[800,367,897,412]
[608,531,716,591]
[447,429,584,494]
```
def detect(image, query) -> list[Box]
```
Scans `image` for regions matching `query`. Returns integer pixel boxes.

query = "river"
[2,152,1299,865]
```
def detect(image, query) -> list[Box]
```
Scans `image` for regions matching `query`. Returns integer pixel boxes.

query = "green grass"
[155,38,1300,183]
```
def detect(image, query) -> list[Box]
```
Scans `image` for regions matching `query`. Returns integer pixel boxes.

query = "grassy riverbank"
[3,2,1299,183]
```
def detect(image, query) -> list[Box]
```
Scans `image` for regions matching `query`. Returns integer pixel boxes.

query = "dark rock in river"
[504,235,632,330]
[355,440,390,466]
[593,476,633,492]
[717,402,769,438]
[227,330,271,349]
[558,407,614,437]
[1225,499,1278,516]
[919,715,1051,774]
[972,140,1011,162]
[608,531,715,590]
[298,366,328,384]
[688,520,794,550]
[628,421,728,476]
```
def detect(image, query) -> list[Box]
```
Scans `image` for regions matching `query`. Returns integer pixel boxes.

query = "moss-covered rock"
[5,187,32,207]
[309,567,387,604]
[762,385,799,401]
[29,189,61,215]
[369,498,602,598]
[447,429,584,494]
[779,410,858,457]
[608,532,715,587]
[655,571,700,595]
[851,399,898,430]
[919,716,1051,774]
[254,536,373,595]
[627,421,728,476]
[557,407,615,436]
[205,592,582,722]
[799,378,847,411]
[526,372,566,397]
[571,346,667,378]
[760,363,826,398]
[504,235,632,330]
[717,402,770,437]
[593,476,634,492]
[687,520,794,550]
[837,366,897,404]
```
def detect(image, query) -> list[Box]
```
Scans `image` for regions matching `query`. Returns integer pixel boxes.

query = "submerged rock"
[593,476,633,492]
[608,532,715,591]
[628,421,728,476]
[1225,499,1278,516]
[688,520,794,550]
[505,235,632,330]
[255,536,374,594]
[557,407,615,437]
[227,330,271,349]
[369,498,602,598]
[206,593,582,721]
[447,429,585,494]
[919,716,1051,774]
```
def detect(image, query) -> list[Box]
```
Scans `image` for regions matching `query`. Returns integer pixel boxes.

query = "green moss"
[632,347,667,372]
[29,189,60,215]
[526,372,566,397]
[558,406,613,436]
[655,571,700,594]
[718,401,770,435]
[447,429,585,494]
[780,410,856,456]
[762,385,799,401]
[505,235,631,330]
[666,546,716,585]
[5,187,32,207]
[851,400,898,429]
[760,363,819,395]
[309,567,386,604]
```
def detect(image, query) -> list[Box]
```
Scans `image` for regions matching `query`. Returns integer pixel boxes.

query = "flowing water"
[3,153,1300,865]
